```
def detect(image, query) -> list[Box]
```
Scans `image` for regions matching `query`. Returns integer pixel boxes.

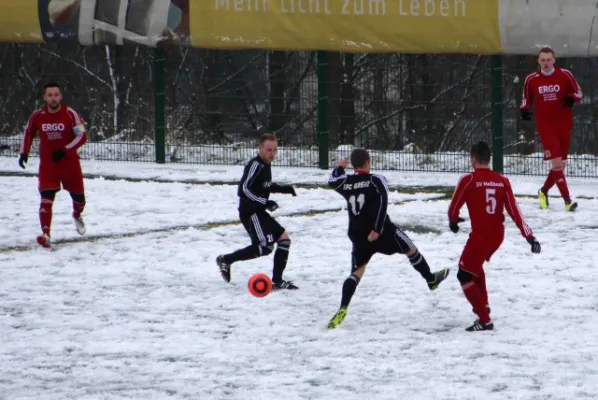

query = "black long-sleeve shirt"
[328,166,394,242]
[237,156,287,215]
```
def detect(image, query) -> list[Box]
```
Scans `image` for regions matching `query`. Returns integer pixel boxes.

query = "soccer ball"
[248,273,272,298]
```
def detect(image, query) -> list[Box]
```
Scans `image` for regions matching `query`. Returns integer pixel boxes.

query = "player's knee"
[457,269,473,284]
[277,238,291,251]
[40,190,57,201]
[260,244,274,256]
[70,192,85,203]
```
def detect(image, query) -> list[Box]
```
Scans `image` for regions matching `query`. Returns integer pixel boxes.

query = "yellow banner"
[0,2,43,43]
[190,0,501,53]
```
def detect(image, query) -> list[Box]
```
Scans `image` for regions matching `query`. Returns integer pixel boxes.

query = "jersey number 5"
[349,194,365,215]
[486,189,497,214]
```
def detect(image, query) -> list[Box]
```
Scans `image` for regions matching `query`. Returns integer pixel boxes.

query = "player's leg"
[36,166,61,247]
[457,241,493,331]
[216,213,273,283]
[392,229,449,290]
[538,132,560,209]
[37,189,58,248]
[272,231,297,290]
[61,161,87,234]
[328,247,371,329]
[553,132,577,211]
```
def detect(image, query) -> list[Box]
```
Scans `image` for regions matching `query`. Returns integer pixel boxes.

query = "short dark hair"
[259,133,277,145]
[350,149,370,169]
[538,47,555,57]
[470,141,491,165]
[44,82,61,92]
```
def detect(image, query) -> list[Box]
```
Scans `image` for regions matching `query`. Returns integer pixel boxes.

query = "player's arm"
[503,178,533,239]
[503,177,541,253]
[64,107,88,153]
[520,74,534,120]
[269,182,296,196]
[562,69,583,107]
[328,160,348,191]
[241,161,269,208]
[370,175,389,234]
[19,110,40,168]
[448,174,472,222]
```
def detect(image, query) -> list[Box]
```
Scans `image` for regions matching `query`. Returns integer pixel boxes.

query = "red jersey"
[520,67,582,132]
[20,105,87,165]
[448,168,533,240]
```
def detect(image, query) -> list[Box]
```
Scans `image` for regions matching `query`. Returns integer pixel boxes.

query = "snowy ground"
[0,161,597,399]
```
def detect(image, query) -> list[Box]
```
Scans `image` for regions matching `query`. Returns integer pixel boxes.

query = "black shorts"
[351,227,415,272]
[240,211,286,246]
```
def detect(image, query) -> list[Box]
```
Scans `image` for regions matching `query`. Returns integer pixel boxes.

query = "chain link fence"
[0,43,596,177]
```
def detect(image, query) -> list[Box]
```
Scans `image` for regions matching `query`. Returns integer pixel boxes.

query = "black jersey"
[237,155,287,215]
[328,166,394,242]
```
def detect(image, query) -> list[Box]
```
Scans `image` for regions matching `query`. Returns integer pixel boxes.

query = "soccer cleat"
[272,280,299,290]
[538,189,549,210]
[216,255,231,283]
[565,201,578,212]
[466,320,494,332]
[427,268,450,290]
[36,234,52,249]
[74,216,86,235]
[327,307,348,329]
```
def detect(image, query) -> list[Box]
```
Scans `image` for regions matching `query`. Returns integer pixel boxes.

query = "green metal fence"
[1,43,597,177]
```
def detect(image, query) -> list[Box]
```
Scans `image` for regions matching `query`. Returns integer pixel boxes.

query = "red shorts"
[539,130,571,161]
[458,236,503,277]
[38,159,84,193]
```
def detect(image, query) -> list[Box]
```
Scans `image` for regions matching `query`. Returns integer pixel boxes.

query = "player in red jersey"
[19,83,88,248]
[520,47,583,212]
[448,141,541,332]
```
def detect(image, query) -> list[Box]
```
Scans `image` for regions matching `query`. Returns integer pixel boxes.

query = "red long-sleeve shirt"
[20,105,87,165]
[520,67,582,133]
[448,168,533,240]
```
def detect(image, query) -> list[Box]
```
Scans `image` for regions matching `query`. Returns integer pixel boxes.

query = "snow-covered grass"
[0,164,597,399]
[1,140,597,177]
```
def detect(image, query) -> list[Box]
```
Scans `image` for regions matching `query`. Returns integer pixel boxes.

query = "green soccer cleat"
[565,201,578,212]
[538,189,549,210]
[427,268,450,291]
[327,307,348,329]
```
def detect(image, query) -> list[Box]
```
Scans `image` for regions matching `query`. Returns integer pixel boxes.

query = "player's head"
[258,133,278,164]
[350,149,371,172]
[537,47,556,72]
[470,141,491,168]
[43,82,62,111]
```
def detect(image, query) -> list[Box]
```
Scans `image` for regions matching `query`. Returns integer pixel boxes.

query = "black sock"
[226,244,261,264]
[408,250,435,281]
[272,239,291,283]
[340,274,360,308]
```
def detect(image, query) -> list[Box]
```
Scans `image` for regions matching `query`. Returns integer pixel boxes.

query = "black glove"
[449,217,465,233]
[18,153,28,169]
[520,109,532,121]
[562,96,575,108]
[52,149,66,162]
[527,237,541,254]
[280,185,297,196]
[266,200,279,212]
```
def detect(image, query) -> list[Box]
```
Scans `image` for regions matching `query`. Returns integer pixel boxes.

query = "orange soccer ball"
[248,273,272,298]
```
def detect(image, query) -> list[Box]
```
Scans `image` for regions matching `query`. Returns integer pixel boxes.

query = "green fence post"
[154,47,166,164]
[317,51,329,170]
[491,55,503,173]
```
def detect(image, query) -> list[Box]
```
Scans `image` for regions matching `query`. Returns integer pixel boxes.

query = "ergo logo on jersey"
[41,123,65,132]
[539,85,560,94]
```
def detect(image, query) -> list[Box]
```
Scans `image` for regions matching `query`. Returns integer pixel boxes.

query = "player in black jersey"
[216,134,299,290]
[327,149,450,328]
